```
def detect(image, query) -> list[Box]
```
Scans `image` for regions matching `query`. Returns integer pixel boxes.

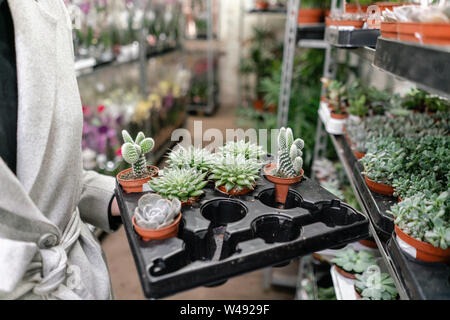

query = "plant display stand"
[115,172,369,298]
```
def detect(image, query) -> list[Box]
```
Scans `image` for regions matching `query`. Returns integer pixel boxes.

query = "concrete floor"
[101,104,296,300]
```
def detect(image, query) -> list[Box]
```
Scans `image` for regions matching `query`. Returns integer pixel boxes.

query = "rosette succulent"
[331,248,376,274]
[121,130,155,177]
[219,140,266,160]
[209,154,262,192]
[134,194,181,229]
[166,145,214,173]
[148,167,208,202]
[355,267,398,300]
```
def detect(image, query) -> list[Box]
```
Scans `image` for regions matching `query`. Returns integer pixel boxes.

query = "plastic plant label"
[366,5,381,30]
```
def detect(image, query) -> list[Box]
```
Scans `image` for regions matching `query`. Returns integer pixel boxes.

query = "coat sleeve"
[78,170,117,233]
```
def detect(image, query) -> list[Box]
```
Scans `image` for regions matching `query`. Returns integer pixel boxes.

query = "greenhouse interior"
[0,0,449,303]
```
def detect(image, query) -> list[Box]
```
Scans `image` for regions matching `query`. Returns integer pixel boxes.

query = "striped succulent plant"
[166,145,214,173]
[275,127,304,178]
[219,140,266,160]
[121,130,155,177]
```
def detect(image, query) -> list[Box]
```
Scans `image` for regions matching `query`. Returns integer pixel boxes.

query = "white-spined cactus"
[134,194,181,229]
[275,127,304,178]
[121,130,155,177]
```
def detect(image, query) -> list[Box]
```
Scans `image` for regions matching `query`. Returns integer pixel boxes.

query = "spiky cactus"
[275,127,304,178]
[121,130,155,177]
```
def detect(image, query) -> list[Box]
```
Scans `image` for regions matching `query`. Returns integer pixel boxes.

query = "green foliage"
[332,248,376,274]
[166,145,214,173]
[275,127,304,178]
[209,154,261,192]
[388,191,450,249]
[355,268,398,300]
[219,140,266,160]
[148,167,208,202]
[121,130,154,176]
[348,94,369,117]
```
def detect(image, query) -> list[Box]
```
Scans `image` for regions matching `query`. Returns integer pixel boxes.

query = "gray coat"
[0,0,117,299]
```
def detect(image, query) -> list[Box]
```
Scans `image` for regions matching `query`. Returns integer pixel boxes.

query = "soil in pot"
[253,99,264,111]
[364,175,394,196]
[181,197,200,207]
[395,225,450,263]
[353,149,366,159]
[132,213,182,241]
[263,163,303,206]
[117,165,159,193]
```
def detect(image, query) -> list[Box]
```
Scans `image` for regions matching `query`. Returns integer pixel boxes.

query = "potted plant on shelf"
[298,0,328,24]
[210,154,262,196]
[117,130,158,193]
[148,167,208,206]
[255,0,269,10]
[331,247,376,279]
[264,127,304,205]
[133,194,182,241]
[354,267,398,300]
[388,191,450,263]
[327,80,348,119]
[219,140,266,160]
[166,145,214,173]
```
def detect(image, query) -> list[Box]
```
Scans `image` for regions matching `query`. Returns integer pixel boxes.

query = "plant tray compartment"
[115,170,369,299]
[325,27,380,48]
[387,236,450,300]
[297,24,325,41]
[337,134,396,238]
[374,38,450,99]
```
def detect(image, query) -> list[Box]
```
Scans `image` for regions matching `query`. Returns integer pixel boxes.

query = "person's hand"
[111,197,120,216]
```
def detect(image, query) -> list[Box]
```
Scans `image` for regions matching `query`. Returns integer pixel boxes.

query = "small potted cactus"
[264,127,304,205]
[133,194,182,241]
[117,130,159,193]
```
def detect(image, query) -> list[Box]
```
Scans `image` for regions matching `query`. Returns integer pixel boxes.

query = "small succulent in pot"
[148,167,208,205]
[133,194,182,241]
[354,267,398,300]
[166,145,214,173]
[264,127,304,205]
[219,140,266,160]
[117,130,158,193]
[331,248,376,279]
[209,154,262,195]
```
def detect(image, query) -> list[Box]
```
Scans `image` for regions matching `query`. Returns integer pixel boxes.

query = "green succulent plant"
[348,94,369,117]
[148,167,208,202]
[273,127,304,178]
[121,130,155,177]
[219,140,266,160]
[326,80,346,110]
[354,268,398,300]
[331,248,376,274]
[166,145,214,173]
[388,191,450,249]
[209,154,261,192]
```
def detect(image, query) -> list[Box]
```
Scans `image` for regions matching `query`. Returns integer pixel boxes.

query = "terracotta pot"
[345,134,354,147]
[397,196,402,203]
[263,163,303,205]
[380,21,398,39]
[298,8,324,24]
[326,17,364,28]
[253,99,264,111]
[359,239,378,249]
[344,4,369,13]
[132,213,182,241]
[395,225,450,263]
[117,165,159,193]
[255,1,269,10]
[330,111,348,120]
[364,175,394,196]
[420,23,450,45]
[267,104,276,113]
[335,264,357,279]
[353,149,366,159]
[217,185,254,196]
[375,2,408,12]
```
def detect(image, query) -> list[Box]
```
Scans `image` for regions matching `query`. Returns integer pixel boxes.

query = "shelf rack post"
[277,0,300,128]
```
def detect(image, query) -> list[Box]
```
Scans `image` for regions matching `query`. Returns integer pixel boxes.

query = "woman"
[0,0,122,299]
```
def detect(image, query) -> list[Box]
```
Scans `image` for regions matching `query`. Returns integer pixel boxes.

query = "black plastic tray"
[297,24,325,41]
[325,27,380,48]
[387,236,450,300]
[115,170,369,299]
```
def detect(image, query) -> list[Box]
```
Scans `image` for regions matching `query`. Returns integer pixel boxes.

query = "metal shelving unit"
[276,0,450,300]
